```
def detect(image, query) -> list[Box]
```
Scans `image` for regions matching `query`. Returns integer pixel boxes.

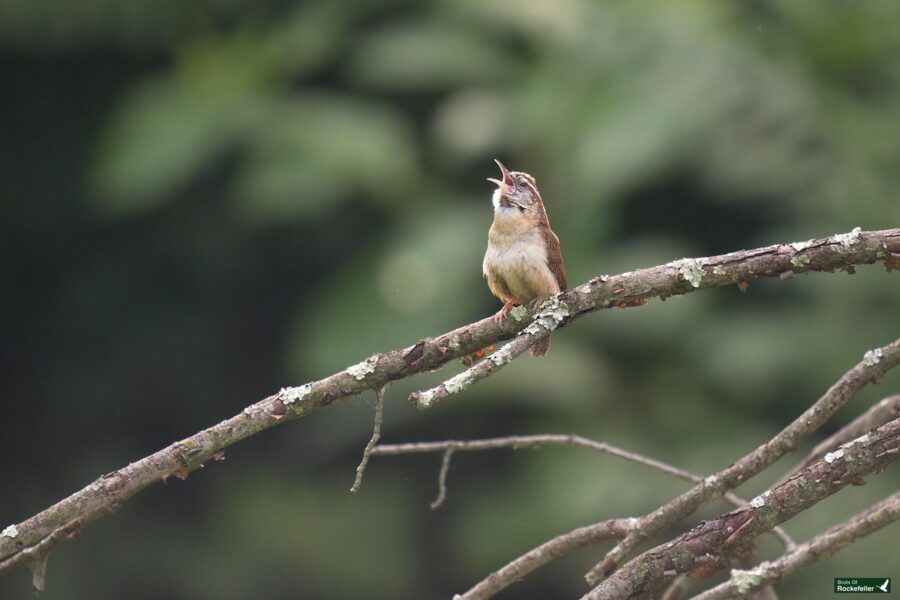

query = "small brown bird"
[483,160,567,357]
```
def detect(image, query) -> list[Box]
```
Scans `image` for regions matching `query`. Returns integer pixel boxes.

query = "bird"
[482,159,567,357]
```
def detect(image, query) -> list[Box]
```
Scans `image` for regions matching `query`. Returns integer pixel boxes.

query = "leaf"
[344,22,518,90]
[91,35,275,216]
[231,93,418,223]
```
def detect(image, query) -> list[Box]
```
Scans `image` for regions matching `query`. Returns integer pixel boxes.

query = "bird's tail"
[530,335,551,357]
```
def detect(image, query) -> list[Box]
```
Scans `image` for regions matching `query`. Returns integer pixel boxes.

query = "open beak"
[486,159,516,190]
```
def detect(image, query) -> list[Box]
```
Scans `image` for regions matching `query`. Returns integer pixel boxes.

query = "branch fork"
[2,227,898,594]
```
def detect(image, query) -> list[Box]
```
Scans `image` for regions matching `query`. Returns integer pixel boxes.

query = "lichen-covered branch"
[1,227,897,585]
[582,417,900,600]
[409,328,548,409]
[688,490,900,600]
[584,336,900,585]
[416,228,900,408]
[661,550,780,600]
[777,394,900,485]
[373,434,795,600]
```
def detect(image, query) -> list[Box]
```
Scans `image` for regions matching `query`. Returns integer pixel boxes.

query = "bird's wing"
[538,220,567,290]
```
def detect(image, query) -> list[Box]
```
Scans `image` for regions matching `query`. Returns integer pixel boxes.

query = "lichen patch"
[444,371,472,395]
[1,524,18,538]
[509,305,528,322]
[522,297,570,335]
[824,448,844,463]
[490,353,508,367]
[279,384,312,405]
[731,563,770,594]
[863,348,883,366]
[672,258,705,288]
[791,253,810,268]
[416,389,437,408]
[750,490,770,508]
[347,355,378,380]
[834,226,862,248]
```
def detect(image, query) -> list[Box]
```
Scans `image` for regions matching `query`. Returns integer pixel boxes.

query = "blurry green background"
[2,0,899,598]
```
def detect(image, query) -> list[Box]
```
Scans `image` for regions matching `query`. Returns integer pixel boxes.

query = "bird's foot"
[493,300,515,324]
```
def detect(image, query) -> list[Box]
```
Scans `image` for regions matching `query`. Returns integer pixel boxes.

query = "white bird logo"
[877,579,890,592]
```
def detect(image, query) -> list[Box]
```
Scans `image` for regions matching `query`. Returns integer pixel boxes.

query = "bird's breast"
[484,227,547,271]
[483,225,558,303]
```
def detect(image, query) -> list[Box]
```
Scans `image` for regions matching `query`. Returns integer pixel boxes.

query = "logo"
[834,578,891,593]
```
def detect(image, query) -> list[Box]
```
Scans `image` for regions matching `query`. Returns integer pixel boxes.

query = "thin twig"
[350,387,386,493]
[372,433,795,598]
[687,491,900,600]
[2,228,898,588]
[584,337,900,586]
[0,520,80,595]
[453,519,634,600]
[582,417,900,600]
[372,434,737,484]
[410,331,546,409]
[430,449,454,509]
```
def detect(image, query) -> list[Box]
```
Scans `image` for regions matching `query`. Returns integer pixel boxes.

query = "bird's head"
[487,159,543,215]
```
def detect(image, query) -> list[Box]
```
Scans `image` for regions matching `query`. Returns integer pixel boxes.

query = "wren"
[483,160,567,357]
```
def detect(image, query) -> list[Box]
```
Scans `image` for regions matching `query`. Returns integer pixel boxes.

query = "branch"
[0,520,80,595]
[455,519,634,600]
[415,228,900,408]
[430,449,454,509]
[660,548,778,600]
[660,549,780,600]
[372,434,723,483]
[660,575,691,600]
[410,328,548,408]
[582,417,900,600]
[1,227,897,583]
[446,399,900,599]
[584,336,900,585]
[778,394,900,484]
[688,491,900,600]
[350,386,386,492]
[372,434,793,547]
[731,553,780,600]
[372,434,794,599]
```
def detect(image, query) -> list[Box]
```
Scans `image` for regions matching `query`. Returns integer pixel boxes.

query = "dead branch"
[1,227,897,590]
[371,434,794,549]
[582,417,900,600]
[584,337,900,585]
[688,490,900,600]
